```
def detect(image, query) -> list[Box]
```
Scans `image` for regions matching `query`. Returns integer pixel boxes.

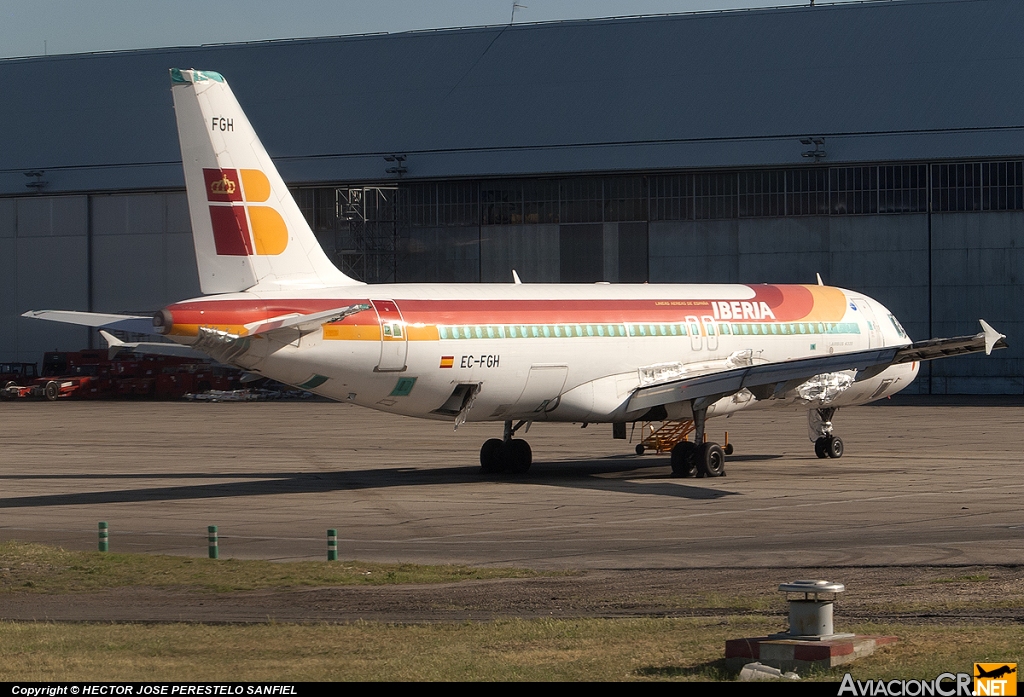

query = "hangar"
[1,0,1021,393]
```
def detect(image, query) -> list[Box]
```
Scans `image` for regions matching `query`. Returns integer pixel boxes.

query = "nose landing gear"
[810,407,844,459]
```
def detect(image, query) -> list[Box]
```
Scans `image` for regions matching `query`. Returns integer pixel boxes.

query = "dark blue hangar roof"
[2,0,1023,196]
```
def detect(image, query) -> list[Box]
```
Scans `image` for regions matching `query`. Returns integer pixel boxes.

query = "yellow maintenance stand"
[633,420,733,456]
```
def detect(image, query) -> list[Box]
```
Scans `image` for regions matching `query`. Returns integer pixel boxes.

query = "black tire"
[724,443,734,456]
[480,438,505,473]
[814,437,828,459]
[635,444,645,456]
[44,381,59,401]
[826,436,844,459]
[670,441,697,478]
[698,443,726,478]
[506,439,532,474]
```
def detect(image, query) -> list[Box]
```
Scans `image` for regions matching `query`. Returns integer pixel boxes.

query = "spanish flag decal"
[440,356,454,369]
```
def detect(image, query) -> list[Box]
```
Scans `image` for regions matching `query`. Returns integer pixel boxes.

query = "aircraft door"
[701,316,719,351]
[370,299,408,372]
[685,315,702,351]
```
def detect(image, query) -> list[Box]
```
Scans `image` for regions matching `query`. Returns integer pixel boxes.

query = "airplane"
[975,665,1016,680]
[24,68,1009,477]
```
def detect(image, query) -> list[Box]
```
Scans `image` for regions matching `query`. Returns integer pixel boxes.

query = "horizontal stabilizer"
[99,330,206,360]
[242,303,371,337]
[22,310,155,335]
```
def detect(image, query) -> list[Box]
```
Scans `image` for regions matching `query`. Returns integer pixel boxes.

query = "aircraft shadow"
[0,457,740,508]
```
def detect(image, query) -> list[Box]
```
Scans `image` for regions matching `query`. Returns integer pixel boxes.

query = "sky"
[1,0,857,59]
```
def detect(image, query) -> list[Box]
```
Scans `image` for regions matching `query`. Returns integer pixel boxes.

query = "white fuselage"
[162,282,918,424]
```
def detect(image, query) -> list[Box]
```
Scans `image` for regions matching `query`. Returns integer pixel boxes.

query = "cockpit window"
[888,313,908,339]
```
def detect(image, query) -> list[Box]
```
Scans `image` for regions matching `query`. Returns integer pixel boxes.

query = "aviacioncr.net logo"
[839,673,974,696]
[974,663,1017,696]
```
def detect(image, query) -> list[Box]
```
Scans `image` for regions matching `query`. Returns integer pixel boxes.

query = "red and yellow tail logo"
[203,168,287,256]
[975,663,1017,696]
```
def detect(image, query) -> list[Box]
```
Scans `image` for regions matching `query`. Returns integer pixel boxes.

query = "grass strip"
[0,618,1020,682]
[0,541,547,593]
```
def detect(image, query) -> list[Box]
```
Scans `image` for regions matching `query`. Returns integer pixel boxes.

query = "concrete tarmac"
[1,398,1021,569]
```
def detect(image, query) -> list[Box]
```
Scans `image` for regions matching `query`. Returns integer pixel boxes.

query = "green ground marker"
[328,529,338,561]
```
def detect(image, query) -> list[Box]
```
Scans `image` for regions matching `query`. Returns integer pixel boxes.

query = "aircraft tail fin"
[169,68,362,294]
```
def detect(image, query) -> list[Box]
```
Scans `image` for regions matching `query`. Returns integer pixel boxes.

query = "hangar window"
[786,169,829,216]
[481,182,523,225]
[932,163,982,211]
[649,174,694,221]
[695,173,737,219]
[981,162,1024,210]
[739,170,785,217]
[933,161,1024,212]
[524,180,560,224]
[560,178,603,223]
[604,177,646,222]
[407,183,437,227]
[830,167,878,215]
[397,182,479,227]
[879,165,927,213]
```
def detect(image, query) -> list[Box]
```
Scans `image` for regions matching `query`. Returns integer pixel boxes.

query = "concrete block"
[726,635,898,672]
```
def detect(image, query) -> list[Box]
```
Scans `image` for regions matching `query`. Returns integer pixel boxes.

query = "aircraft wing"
[627,320,1007,412]
[21,310,156,335]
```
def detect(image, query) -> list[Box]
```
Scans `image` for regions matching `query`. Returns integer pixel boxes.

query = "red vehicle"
[1,350,242,400]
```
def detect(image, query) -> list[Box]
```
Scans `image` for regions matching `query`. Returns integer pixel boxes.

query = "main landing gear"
[810,407,844,459]
[669,406,726,478]
[480,420,532,474]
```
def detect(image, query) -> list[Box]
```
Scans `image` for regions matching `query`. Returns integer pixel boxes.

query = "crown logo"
[210,176,236,196]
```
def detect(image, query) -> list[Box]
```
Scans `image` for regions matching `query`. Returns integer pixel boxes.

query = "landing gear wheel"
[635,444,645,456]
[825,436,844,459]
[506,439,532,474]
[814,437,829,459]
[670,441,697,478]
[480,438,505,473]
[697,443,726,478]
